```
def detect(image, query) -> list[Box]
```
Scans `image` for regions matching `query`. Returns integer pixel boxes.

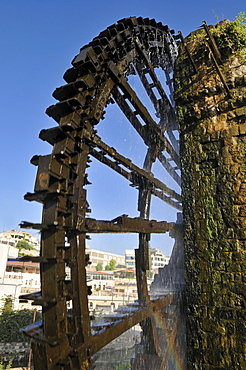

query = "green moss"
[205,196,218,242]
[184,29,208,61]
[177,106,184,119]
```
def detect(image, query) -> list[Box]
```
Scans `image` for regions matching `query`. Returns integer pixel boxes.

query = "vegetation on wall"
[185,12,246,64]
[212,12,246,58]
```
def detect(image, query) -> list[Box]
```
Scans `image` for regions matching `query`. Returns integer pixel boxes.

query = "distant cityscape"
[0,230,170,313]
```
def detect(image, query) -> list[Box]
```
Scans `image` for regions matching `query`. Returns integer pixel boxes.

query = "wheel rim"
[21,16,183,369]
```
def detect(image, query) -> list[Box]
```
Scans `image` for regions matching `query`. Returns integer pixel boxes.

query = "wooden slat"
[77,215,175,233]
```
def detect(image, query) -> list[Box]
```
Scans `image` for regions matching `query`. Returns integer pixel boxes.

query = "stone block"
[221,272,234,284]
[229,125,239,136]
[235,106,246,118]
[232,251,246,262]
[236,228,246,239]
[204,349,227,366]
[239,124,246,135]
[230,163,240,173]
[238,205,246,216]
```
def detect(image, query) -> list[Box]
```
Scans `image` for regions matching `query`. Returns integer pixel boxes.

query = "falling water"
[149,212,186,370]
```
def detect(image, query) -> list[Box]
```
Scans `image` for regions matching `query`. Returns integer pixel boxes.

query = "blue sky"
[0,0,245,256]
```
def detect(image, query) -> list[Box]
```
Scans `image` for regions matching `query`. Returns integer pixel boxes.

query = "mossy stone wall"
[175,25,246,369]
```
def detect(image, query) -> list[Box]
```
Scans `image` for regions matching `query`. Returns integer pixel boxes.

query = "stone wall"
[175,24,246,369]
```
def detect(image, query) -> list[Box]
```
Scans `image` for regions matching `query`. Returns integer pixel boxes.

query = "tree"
[0,359,12,370]
[16,240,35,251]
[96,263,103,271]
[109,259,117,270]
[105,259,117,271]
[1,295,14,313]
[0,309,42,342]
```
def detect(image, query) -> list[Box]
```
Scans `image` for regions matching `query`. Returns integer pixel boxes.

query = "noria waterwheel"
[20,17,184,369]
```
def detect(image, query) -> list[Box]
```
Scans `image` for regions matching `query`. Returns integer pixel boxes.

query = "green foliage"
[211,13,246,58]
[16,240,35,251]
[0,309,42,343]
[96,263,103,271]
[6,359,12,370]
[1,295,14,314]
[185,13,246,63]
[146,270,154,278]
[0,359,12,370]
[105,259,117,271]
[234,12,246,27]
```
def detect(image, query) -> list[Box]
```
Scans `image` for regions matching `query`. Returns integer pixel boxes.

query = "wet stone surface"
[175,23,246,370]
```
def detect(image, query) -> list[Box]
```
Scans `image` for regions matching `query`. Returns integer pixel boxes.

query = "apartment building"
[0,231,40,310]
[0,241,21,310]
[125,249,135,268]
[87,270,115,291]
[0,230,40,250]
[125,248,170,272]
[86,245,125,270]
[149,248,170,272]
[0,237,127,309]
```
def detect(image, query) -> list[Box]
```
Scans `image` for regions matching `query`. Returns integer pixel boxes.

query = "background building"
[0,238,127,310]
[2,236,165,312]
[86,245,125,270]
[87,270,115,292]
[125,249,136,269]
[125,248,170,273]
[149,248,170,273]
[0,243,21,310]
[0,230,40,310]
[0,230,40,250]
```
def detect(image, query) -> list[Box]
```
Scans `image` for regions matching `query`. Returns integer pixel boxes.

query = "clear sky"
[0,0,245,256]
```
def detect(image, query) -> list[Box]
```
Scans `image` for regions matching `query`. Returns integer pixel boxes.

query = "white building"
[0,230,40,250]
[87,270,115,292]
[0,240,21,310]
[125,249,136,269]
[125,248,170,272]
[149,248,170,272]
[86,245,125,270]
[0,230,40,310]
[0,236,133,311]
